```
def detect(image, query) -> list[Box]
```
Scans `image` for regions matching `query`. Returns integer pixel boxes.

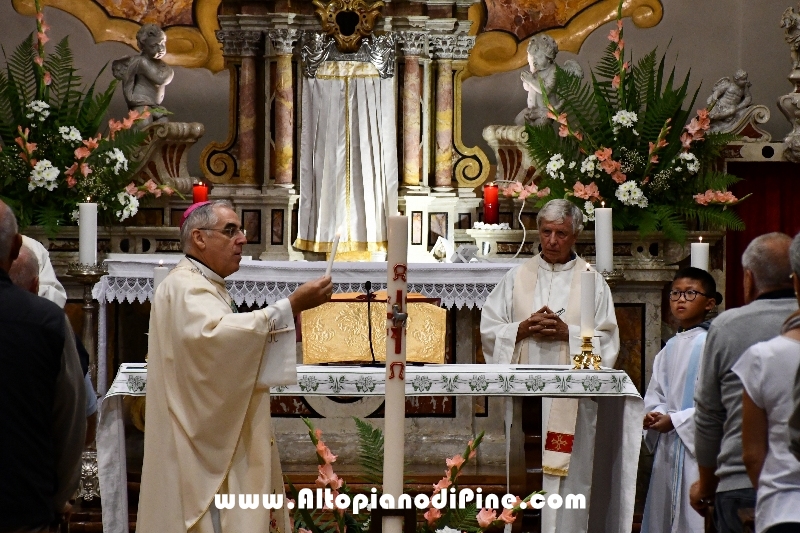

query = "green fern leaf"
[354,417,384,485]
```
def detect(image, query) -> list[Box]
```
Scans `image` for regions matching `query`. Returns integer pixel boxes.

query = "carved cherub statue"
[515,34,583,127]
[112,24,174,125]
[706,70,753,133]
[782,3,800,70]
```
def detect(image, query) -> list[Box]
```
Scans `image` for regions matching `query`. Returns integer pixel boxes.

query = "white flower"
[545,154,566,181]
[678,152,700,174]
[115,191,139,222]
[611,110,638,134]
[584,201,596,222]
[71,210,79,222]
[28,159,60,191]
[26,100,50,121]
[580,155,599,178]
[615,181,648,208]
[568,161,577,169]
[59,126,82,142]
[436,527,462,533]
[105,148,129,175]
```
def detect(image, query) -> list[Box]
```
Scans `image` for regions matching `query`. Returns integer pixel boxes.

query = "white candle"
[691,237,710,271]
[580,266,595,338]
[78,201,97,265]
[594,203,613,273]
[383,214,408,533]
[325,230,341,278]
[153,260,169,293]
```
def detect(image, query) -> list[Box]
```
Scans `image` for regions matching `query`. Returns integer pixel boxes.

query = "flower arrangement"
[519,1,746,243]
[287,418,540,533]
[0,0,176,235]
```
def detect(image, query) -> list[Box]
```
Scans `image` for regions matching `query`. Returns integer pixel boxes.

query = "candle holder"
[572,335,602,370]
[599,268,625,288]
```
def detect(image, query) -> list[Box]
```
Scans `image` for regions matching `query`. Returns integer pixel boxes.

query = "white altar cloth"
[98,364,642,533]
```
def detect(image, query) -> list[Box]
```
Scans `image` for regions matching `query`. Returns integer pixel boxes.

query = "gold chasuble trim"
[315,61,381,79]
[542,466,570,477]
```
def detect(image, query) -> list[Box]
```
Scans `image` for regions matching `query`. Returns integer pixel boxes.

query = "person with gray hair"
[480,198,619,533]
[691,232,797,533]
[136,200,333,533]
[0,199,86,531]
[734,230,800,532]
[786,234,800,463]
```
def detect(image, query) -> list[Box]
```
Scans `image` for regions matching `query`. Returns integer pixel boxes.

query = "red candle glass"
[192,182,209,203]
[483,182,499,224]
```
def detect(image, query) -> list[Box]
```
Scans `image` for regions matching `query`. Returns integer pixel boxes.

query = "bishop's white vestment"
[642,327,707,533]
[480,254,620,533]
[137,258,296,533]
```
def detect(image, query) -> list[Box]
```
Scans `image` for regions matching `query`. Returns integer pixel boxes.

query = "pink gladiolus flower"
[600,158,620,174]
[34,56,43,66]
[84,136,100,150]
[650,155,659,164]
[573,181,601,201]
[43,72,52,86]
[537,187,551,197]
[446,454,465,470]
[618,38,624,50]
[41,22,50,33]
[432,476,451,495]
[554,113,568,126]
[608,29,620,43]
[65,163,77,177]
[424,507,442,526]
[502,187,515,198]
[546,110,557,121]
[315,428,323,440]
[66,175,77,188]
[612,171,627,184]
[617,19,623,30]
[595,147,613,161]
[574,130,584,141]
[37,32,49,45]
[680,132,693,150]
[36,12,44,23]
[518,190,531,200]
[558,124,570,137]
[298,529,312,533]
[467,439,477,459]
[476,508,497,528]
[612,75,621,89]
[316,463,343,490]
[498,507,516,524]
[613,48,621,60]
[316,440,338,464]
[74,147,91,160]
[125,182,138,196]
[80,163,92,177]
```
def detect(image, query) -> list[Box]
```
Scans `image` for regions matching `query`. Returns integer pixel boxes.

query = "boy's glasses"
[669,289,711,301]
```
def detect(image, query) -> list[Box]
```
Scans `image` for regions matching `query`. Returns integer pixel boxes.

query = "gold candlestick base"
[572,335,602,370]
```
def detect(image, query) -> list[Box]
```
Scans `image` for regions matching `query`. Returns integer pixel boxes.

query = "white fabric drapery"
[296,61,398,253]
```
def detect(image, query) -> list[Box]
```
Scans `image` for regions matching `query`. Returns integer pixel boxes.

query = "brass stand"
[572,335,602,370]
[600,269,625,288]
[66,262,107,502]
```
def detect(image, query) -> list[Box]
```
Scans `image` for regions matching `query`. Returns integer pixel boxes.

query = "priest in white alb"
[136,200,333,533]
[480,199,620,533]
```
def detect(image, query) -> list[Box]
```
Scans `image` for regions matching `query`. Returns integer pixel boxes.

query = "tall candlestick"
[580,267,596,338]
[192,182,208,203]
[383,214,408,533]
[691,237,709,271]
[325,231,341,277]
[78,201,97,265]
[594,203,613,273]
[483,183,499,224]
[153,260,169,293]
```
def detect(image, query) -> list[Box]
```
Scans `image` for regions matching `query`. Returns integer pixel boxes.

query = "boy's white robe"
[480,254,620,533]
[642,327,706,533]
[136,258,296,533]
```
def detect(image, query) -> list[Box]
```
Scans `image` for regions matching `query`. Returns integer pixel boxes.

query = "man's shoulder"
[712,299,797,328]
[0,283,65,335]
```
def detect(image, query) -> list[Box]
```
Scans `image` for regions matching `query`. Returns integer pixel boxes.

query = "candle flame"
[699,236,703,243]
[601,201,605,207]
[159,259,164,266]
[86,196,91,202]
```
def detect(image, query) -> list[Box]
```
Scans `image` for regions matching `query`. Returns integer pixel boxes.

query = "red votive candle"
[192,182,209,203]
[483,182,499,224]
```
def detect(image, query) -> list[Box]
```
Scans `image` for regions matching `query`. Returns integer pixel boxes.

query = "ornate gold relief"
[12,0,224,72]
[452,60,491,188]
[312,0,385,53]
[467,0,663,77]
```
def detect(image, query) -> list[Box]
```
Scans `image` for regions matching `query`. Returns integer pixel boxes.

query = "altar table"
[98,363,643,533]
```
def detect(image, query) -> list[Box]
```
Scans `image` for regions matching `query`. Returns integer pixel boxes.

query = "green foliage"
[354,417,384,486]
[522,3,746,243]
[0,11,164,235]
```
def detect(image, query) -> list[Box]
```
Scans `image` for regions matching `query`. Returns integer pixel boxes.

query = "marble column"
[268,29,300,187]
[432,36,457,190]
[238,53,257,184]
[400,33,426,187]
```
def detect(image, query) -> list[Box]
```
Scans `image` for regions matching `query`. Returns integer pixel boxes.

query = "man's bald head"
[0,200,22,273]
[9,245,39,294]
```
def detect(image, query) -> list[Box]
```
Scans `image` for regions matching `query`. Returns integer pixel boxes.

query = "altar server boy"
[641,267,720,533]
